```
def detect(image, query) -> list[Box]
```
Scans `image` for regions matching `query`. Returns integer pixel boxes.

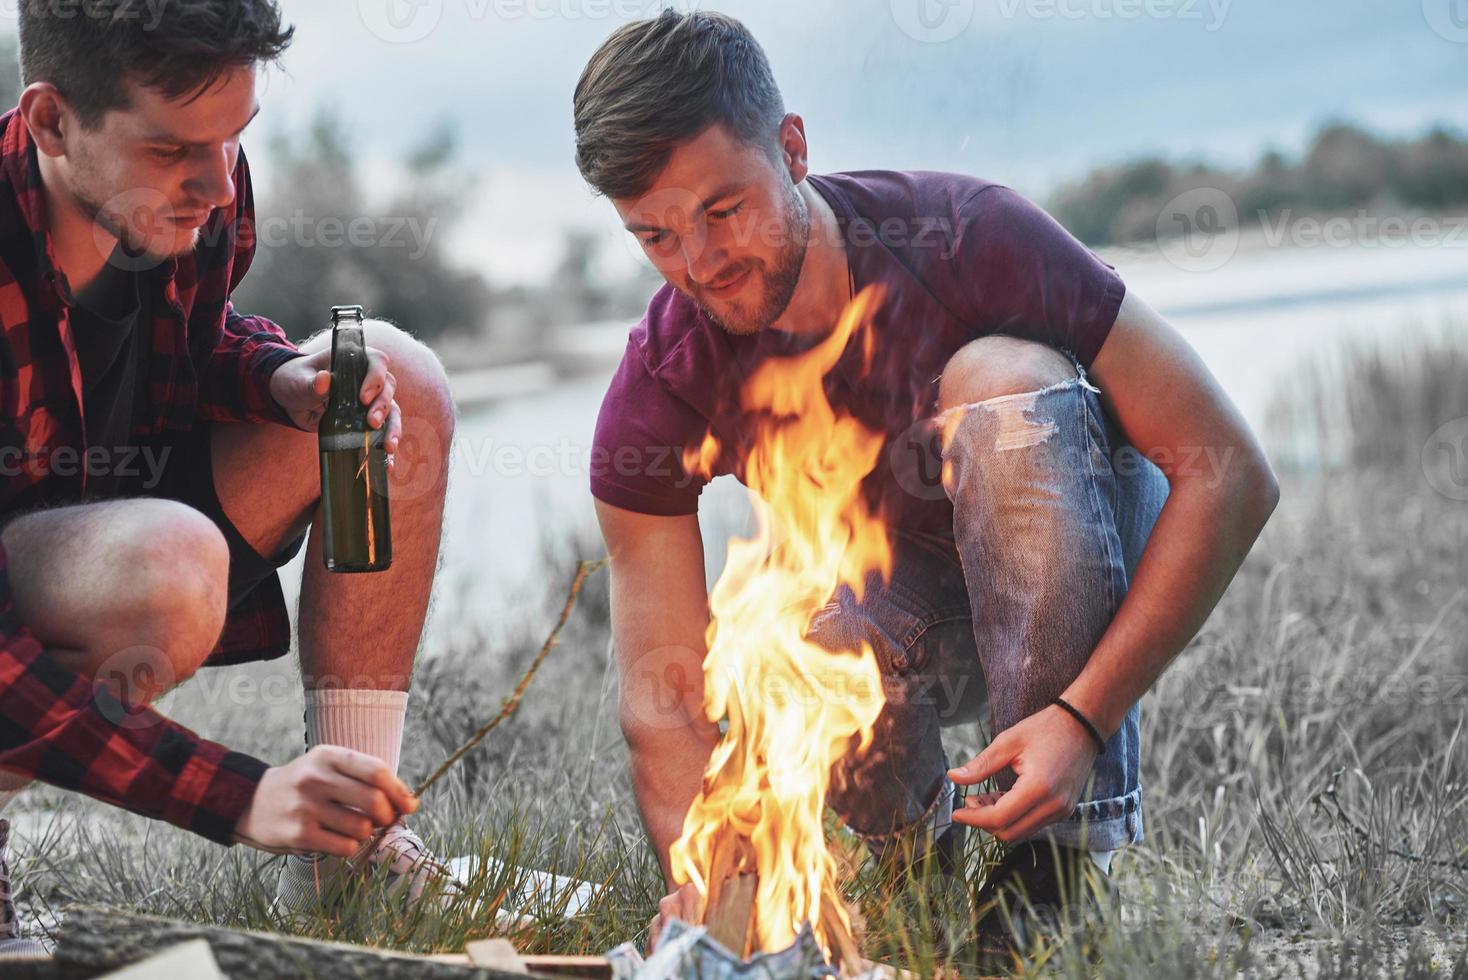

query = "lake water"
[283,235,1468,642]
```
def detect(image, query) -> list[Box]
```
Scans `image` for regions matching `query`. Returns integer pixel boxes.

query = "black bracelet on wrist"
[1051,696,1107,755]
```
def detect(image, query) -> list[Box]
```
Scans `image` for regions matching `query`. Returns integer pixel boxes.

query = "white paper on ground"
[446,854,597,928]
[96,939,226,980]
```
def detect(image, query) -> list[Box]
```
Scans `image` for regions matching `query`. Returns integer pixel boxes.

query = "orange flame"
[670,285,892,962]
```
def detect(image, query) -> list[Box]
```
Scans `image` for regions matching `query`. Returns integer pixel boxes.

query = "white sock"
[1089,849,1115,875]
[303,689,409,775]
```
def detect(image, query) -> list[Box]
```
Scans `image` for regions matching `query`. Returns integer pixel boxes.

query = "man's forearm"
[1063,469,1280,735]
[628,730,718,889]
[198,305,306,428]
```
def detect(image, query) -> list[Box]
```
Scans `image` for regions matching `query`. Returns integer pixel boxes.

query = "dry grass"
[8,330,1468,976]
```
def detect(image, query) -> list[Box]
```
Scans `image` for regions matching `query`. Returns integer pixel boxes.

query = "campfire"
[669,286,893,975]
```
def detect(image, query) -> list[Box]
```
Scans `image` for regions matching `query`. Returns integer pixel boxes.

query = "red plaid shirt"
[0,109,305,843]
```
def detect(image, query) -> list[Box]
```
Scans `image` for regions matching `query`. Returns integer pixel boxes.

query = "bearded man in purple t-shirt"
[574,9,1278,966]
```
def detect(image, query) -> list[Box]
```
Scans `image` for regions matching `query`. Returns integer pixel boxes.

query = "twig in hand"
[345,558,608,873]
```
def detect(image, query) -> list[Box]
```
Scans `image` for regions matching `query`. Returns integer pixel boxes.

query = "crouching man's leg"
[817,531,985,877]
[207,319,458,913]
[0,498,237,958]
[935,335,1168,961]
[0,497,237,812]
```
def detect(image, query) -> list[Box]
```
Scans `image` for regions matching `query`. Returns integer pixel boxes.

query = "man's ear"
[777,113,810,183]
[18,83,71,158]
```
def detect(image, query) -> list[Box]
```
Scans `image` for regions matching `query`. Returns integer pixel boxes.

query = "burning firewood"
[699,870,864,976]
[666,288,892,977]
[704,871,758,958]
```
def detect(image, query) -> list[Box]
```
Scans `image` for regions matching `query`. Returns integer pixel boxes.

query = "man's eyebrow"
[699,182,744,211]
[143,103,262,146]
[623,182,746,234]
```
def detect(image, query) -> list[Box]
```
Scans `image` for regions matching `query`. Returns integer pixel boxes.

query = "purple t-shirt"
[589,170,1126,531]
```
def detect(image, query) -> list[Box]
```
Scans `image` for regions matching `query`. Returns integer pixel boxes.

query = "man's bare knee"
[937,335,1076,413]
[5,499,230,686]
[299,319,455,444]
[120,501,231,671]
[366,320,457,437]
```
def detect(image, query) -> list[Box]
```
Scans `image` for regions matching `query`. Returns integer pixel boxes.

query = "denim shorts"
[813,349,1169,852]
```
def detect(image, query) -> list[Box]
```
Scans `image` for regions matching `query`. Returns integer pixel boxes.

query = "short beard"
[71,173,191,269]
[699,177,810,337]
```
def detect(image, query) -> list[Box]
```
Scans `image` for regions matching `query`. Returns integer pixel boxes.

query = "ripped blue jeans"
[813,351,1169,854]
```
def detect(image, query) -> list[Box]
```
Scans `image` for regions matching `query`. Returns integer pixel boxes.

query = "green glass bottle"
[319,305,392,572]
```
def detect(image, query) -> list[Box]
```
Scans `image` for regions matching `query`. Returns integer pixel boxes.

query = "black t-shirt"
[71,250,147,499]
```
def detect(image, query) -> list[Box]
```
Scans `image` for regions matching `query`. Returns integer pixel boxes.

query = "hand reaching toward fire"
[947,704,1102,843]
[647,881,702,954]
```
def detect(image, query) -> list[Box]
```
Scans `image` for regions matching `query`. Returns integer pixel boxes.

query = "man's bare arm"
[950,288,1280,841]
[596,499,719,887]
[1065,288,1281,735]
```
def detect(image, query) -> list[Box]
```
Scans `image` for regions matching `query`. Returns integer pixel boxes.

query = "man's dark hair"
[574,8,785,199]
[18,0,294,128]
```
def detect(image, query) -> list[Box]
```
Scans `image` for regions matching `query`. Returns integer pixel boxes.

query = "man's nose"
[684,240,725,285]
[188,145,237,211]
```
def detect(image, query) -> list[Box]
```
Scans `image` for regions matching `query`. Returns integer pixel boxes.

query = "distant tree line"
[1048,122,1468,246]
[230,110,491,344]
[0,30,487,345]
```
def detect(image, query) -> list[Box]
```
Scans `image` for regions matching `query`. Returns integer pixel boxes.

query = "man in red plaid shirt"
[0,2,461,954]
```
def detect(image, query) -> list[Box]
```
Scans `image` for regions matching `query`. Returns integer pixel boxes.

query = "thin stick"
[817,897,863,979]
[346,558,607,872]
[414,558,607,796]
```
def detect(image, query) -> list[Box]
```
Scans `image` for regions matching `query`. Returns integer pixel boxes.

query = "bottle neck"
[327,322,368,418]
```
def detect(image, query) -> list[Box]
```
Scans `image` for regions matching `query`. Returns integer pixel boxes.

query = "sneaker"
[0,820,48,960]
[971,840,1114,974]
[274,819,464,918]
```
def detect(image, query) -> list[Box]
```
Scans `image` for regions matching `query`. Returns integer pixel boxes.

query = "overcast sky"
[3,1,1466,285]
